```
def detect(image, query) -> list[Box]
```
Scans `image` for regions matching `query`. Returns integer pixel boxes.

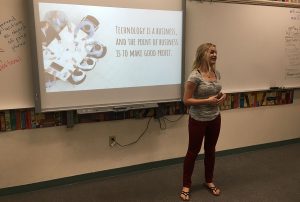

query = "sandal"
[203,183,221,196]
[179,190,190,201]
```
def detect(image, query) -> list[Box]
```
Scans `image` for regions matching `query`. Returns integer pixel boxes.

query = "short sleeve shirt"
[187,70,222,121]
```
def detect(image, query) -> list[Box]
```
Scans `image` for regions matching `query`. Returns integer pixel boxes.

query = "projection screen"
[29,0,184,112]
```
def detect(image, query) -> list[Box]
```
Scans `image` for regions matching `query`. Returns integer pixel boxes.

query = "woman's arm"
[183,81,219,106]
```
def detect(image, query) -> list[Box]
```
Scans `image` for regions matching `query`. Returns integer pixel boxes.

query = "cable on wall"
[114,116,153,147]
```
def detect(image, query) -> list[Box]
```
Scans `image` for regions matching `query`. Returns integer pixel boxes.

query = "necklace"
[197,69,214,79]
[204,71,213,78]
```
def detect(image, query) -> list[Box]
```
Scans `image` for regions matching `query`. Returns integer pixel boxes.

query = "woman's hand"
[184,82,227,106]
[216,93,226,105]
[207,95,219,105]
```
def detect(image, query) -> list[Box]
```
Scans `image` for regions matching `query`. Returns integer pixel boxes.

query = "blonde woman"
[180,43,226,201]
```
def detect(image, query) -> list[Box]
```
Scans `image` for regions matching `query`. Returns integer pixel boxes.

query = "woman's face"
[207,46,217,65]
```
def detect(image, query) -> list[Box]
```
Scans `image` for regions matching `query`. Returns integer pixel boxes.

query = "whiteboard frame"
[194,0,300,8]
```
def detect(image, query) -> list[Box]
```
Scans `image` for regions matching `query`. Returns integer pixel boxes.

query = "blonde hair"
[192,43,216,72]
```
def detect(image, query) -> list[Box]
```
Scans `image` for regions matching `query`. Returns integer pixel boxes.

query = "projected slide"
[38,3,182,93]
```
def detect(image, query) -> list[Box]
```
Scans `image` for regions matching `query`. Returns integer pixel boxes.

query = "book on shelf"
[230,94,235,109]
[15,110,21,130]
[40,112,62,127]
[133,109,148,119]
[4,110,11,131]
[25,110,32,129]
[114,111,127,120]
[280,91,287,104]
[285,90,294,104]
[244,93,250,107]
[232,93,240,108]
[170,104,176,115]
[126,110,135,119]
[96,112,105,122]
[239,93,245,108]
[20,110,27,129]
[276,91,284,105]
[34,113,46,128]
[222,95,232,110]
[10,110,17,130]
[246,92,257,107]
[172,102,183,114]
[0,112,6,132]
[78,113,92,123]
[266,91,277,105]
[54,111,64,126]
[256,92,265,106]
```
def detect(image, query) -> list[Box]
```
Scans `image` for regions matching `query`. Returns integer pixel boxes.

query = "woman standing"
[180,43,226,201]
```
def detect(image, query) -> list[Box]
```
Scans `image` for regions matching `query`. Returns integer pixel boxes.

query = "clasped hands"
[207,92,226,105]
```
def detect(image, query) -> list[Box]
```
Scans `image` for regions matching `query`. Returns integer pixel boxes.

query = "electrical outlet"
[109,136,116,147]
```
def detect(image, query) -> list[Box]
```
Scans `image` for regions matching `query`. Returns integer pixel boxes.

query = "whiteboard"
[0,0,34,110]
[185,1,300,93]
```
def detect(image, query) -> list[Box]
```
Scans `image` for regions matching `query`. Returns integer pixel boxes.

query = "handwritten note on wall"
[0,0,34,110]
[0,16,26,72]
[285,8,300,79]
[0,16,27,51]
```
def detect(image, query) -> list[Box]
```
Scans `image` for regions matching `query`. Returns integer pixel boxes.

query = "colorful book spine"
[252,93,257,107]
[244,93,250,107]
[226,95,232,110]
[248,93,254,107]
[15,110,21,130]
[261,92,267,106]
[0,112,6,132]
[54,112,63,126]
[25,110,32,129]
[281,91,286,104]
[20,110,27,129]
[230,94,235,109]
[256,92,263,106]
[240,93,245,108]
[4,110,11,131]
[233,94,240,108]
[10,110,17,130]
[35,113,45,128]
[276,91,282,105]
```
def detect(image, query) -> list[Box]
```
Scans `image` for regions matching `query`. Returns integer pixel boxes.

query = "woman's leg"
[181,117,206,200]
[182,117,206,188]
[203,115,221,183]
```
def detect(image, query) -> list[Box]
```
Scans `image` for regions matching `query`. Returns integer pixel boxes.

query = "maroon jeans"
[182,115,221,188]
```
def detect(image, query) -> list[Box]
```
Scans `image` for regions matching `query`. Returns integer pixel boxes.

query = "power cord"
[112,108,186,147]
[157,114,185,130]
[114,116,153,147]
[156,105,185,129]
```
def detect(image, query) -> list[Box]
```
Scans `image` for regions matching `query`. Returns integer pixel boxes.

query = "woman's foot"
[203,182,221,196]
[179,187,190,201]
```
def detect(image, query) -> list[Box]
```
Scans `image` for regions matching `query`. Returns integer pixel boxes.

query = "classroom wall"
[1,0,300,189]
[0,90,299,188]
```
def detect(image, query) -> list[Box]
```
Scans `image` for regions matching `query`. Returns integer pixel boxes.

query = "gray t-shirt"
[187,70,222,121]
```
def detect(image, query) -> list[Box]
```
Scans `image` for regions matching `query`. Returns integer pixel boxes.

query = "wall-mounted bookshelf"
[219,89,294,110]
[272,0,300,3]
[0,89,295,132]
[0,110,66,132]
